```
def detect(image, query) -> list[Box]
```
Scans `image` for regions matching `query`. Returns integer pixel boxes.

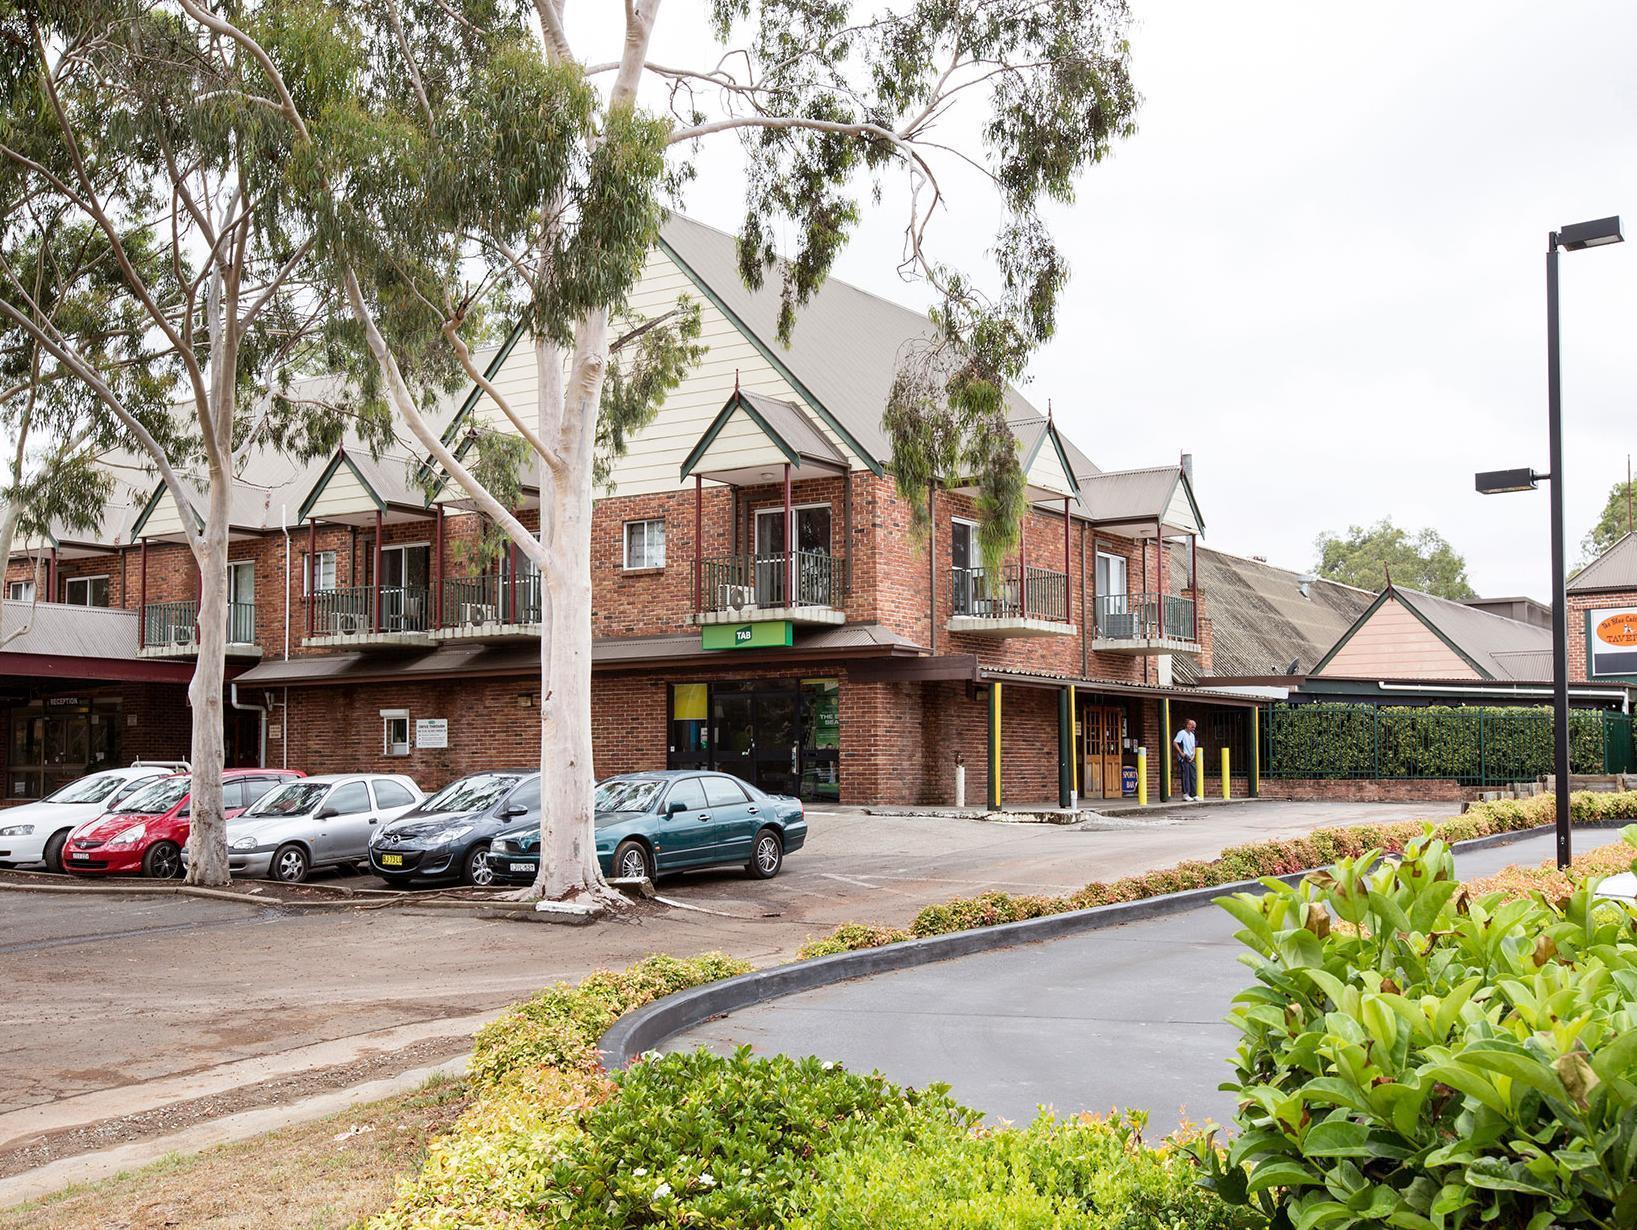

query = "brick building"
[1568,533,1637,686]
[2,216,1261,807]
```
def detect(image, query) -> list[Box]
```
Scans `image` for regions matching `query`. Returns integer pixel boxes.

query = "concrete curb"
[0,874,541,913]
[598,819,1625,1069]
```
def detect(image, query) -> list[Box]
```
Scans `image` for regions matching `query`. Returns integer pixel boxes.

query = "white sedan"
[0,765,182,872]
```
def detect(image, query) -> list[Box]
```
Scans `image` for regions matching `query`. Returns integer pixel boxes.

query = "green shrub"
[790,1112,1264,1229]
[540,1048,977,1228]
[1199,827,1637,1229]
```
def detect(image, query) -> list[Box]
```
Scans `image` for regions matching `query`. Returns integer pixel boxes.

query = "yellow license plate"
[380,853,404,867]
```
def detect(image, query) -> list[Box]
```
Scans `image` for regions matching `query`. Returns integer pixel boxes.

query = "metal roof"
[1390,587,1554,681]
[1569,532,1637,594]
[1077,465,1202,534]
[0,600,139,658]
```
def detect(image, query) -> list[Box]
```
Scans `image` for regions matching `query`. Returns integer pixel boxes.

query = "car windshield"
[245,781,331,817]
[112,776,190,814]
[46,773,126,805]
[419,773,520,815]
[594,779,664,814]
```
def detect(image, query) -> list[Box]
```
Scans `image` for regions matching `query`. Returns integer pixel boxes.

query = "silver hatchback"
[218,774,424,882]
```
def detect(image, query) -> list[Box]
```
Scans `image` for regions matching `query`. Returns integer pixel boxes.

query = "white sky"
[580,2,1637,599]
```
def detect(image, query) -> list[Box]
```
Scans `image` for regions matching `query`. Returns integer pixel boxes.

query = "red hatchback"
[63,769,304,878]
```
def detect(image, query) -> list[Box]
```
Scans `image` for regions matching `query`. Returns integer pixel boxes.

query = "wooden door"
[1100,708,1124,798]
[1082,707,1103,799]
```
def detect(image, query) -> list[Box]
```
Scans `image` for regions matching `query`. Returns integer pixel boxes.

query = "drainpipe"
[229,683,266,768]
[281,504,290,661]
[1079,522,1087,677]
[928,484,937,653]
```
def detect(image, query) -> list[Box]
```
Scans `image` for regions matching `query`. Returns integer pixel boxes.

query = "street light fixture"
[1475,215,1623,870]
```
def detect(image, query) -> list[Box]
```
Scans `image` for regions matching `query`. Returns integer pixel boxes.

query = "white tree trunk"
[183,487,231,886]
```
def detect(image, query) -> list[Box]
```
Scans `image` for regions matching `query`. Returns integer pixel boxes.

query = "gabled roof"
[1312,583,1554,681]
[1570,532,1637,594]
[1078,465,1203,536]
[681,389,848,483]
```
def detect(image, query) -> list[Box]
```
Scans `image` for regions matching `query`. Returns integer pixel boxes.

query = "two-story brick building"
[3,216,1262,808]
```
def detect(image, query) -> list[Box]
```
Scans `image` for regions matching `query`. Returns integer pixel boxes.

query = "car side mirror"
[501,805,526,820]
[316,805,339,819]
[666,800,687,817]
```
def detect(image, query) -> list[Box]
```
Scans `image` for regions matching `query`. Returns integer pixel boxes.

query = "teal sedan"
[489,771,807,884]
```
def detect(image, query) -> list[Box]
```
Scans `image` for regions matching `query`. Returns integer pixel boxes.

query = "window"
[951,519,979,614]
[6,580,34,602]
[227,562,254,642]
[242,777,288,809]
[328,782,371,814]
[663,777,708,814]
[373,779,416,808]
[1095,551,1129,599]
[220,780,250,810]
[382,712,410,756]
[504,777,540,815]
[304,550,337,595]
[623,519,665,569]
[702,776,748,807]
[63,575,110,607]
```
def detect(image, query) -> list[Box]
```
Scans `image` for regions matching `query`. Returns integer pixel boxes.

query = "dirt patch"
[0,1035,472,1181]
[0,1078,466,1230]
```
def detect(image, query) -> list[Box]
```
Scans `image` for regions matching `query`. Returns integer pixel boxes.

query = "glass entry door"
[681,680,841,802]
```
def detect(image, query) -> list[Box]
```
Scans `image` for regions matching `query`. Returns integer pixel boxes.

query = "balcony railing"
[950,564,1068,623]
[141,600,255,648]
[699,551,844,613]
[441,573,541,627]
[308,585,431,636]
[1094,592,1196,642]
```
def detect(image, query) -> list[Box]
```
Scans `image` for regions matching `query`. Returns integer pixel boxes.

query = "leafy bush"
[1199,828,1637,1228]
[798,792,1637,959]
[789,1111,1263,1229]
[541,1047,976,1227]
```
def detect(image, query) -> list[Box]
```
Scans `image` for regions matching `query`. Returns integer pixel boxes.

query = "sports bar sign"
[1588,607,1637,679]
[700,620,794,651]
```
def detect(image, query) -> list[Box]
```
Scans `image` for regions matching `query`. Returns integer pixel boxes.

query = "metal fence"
[142,600,254,647]
[699,551,844,613]
[309,585,431,635]
[442,573,541,626]
[950,564,1067,622]
[1094,591,1196,641]
[1261,702,1635,785]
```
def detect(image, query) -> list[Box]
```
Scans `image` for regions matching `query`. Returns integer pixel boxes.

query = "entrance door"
[712,691,755,784]
[751,690,801,797]
[1082,707,1126,799]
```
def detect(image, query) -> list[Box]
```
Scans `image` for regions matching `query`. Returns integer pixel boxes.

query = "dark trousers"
[1177,756,1197,798]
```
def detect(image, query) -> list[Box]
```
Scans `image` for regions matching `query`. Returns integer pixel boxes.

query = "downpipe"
[229,683,267,768]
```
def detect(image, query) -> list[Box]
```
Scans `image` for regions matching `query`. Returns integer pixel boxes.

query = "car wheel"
[42,830,69,875]
[270,843,309,884]
[747,828,783,880]
[462,842,496,888]
[142,840,182,880]
[612,839,653,882]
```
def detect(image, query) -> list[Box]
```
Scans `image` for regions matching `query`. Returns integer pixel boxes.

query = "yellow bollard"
[1137,748,1148,806]
[1221,747,1231,799]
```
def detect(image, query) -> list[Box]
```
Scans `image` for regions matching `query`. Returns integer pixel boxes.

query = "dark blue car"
[369,771,538,887]
[490,770,805,884]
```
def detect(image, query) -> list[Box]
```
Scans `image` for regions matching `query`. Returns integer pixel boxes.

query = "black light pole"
[1476,215,1623,870]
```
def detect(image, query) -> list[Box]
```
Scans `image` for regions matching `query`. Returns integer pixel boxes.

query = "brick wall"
[1569,589,1637,682]
[1258,778,1468,803]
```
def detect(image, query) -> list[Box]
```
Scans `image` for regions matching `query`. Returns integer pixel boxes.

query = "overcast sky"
[583,2,1637,599]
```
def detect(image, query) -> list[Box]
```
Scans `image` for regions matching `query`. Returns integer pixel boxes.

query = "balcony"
[138,601,262,659]
[1092,592,1200,655]
[947,565,1076,638]
[695,551,846,627]
[303,585,435,650]
[434,573,541,644]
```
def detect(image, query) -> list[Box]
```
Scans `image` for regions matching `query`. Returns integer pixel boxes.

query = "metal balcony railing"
[141,601,255,647]
[1094,592,1196,642]
[699,551,844,613]
[309,585,431,636]
[950,564,1068,622]
[441,573,541,626]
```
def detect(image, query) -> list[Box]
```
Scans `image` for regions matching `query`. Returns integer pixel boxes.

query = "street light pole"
[1545,233,1571,869]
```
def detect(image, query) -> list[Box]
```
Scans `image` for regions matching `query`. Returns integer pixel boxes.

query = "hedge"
[1262,703,1617,783]
[797,790,1637,958]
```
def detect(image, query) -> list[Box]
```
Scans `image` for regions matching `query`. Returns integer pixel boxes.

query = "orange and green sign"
[1588,607,1637,679]
[701,620,794,651]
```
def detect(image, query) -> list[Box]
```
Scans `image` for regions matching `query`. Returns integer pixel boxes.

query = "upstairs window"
[63,575,110,607]
[624,519,665,570]
[6,580,34,602]
[304,550,337,595]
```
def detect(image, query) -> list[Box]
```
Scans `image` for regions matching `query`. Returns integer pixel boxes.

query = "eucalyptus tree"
[0,2,386,883]
[154,0,1140,907]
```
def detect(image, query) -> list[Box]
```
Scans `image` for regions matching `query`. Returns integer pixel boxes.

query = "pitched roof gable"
[1570,532,1637,593]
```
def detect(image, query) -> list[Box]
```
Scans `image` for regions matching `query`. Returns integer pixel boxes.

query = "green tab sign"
[701,620,794,651]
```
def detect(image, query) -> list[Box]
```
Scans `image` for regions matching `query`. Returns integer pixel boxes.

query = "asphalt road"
[664,826,1621,1134]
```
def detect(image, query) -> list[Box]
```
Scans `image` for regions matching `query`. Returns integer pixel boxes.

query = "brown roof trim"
[972,664,1266,707]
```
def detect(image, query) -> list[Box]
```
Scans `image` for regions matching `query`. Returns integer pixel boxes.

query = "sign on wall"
[1588,607,1637,679]
[700,621,794,651]
[415,718,449,749]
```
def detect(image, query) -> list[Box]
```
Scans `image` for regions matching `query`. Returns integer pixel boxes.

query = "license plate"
[380,853,404,867]
[509,862,535,873]
[71,852,89,860]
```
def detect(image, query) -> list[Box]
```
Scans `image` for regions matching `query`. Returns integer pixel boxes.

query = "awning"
[680,389,849,486]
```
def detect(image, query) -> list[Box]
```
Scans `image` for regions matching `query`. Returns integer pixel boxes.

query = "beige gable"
[306,461,381,521]
[138,486,195,538]
[1024,435,1074,498]
[1317,597,1479,679]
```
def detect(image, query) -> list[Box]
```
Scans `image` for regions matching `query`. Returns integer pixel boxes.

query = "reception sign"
[1588,607,1637,679]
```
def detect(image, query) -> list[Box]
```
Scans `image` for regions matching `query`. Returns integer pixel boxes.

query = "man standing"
[1173,718,1198,802]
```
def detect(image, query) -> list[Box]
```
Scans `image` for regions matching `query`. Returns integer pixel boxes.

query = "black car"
[368,771,539,887]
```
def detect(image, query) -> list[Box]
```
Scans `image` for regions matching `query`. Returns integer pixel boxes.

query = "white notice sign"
[415,718,448,749]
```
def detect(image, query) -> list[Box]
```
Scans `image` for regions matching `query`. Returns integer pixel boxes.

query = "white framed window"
[6,580,34,602]
[623,519,666,569]
[63,575,110,607]
[381,709,410,756]
[754,504,832,557]
[304,550,337,595]
[1095,551,1129,599]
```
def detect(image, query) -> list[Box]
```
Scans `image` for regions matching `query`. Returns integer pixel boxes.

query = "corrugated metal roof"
[736,391,848,466]
[1079,466,1181,523]
[1173,549,1374,685]
[1393,587,1553,681]
[1569,532,1637,593]
[0,600,139,658]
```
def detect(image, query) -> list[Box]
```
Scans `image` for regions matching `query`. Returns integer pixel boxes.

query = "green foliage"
[1202,828,1637,1229]
[1579,476,1636,565]
[798,792,1637,959]
[1264,703,1613,784]
[793,1111,1260,1230]
[544,1048,977,1228]
[1315,519,1475,599]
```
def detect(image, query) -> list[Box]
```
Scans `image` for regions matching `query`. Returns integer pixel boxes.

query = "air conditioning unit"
[718,584,755,610]
[462,602,498,626]
[330,611,370,635]
[169,624,196,647]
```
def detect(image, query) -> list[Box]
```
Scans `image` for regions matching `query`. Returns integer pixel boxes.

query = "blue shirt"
[1173,729,1196,760]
